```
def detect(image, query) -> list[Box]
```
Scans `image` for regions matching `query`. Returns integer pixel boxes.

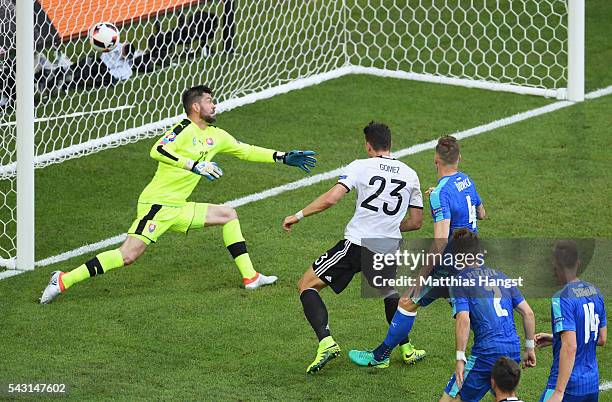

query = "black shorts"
[312,239,395,294]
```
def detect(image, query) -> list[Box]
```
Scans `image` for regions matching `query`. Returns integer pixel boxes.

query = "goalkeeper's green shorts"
[127,202,209,244]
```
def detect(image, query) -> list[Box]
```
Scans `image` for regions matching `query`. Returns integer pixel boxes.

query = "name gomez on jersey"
[337,156,423,247]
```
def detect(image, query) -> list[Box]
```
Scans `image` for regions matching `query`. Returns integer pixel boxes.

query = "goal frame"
[10,0,584,270]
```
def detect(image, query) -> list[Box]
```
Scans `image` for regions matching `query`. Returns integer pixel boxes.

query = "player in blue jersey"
[350,136,487,368]
[535,241,607,402]
[439,229,536,402]
[428,135,485,237]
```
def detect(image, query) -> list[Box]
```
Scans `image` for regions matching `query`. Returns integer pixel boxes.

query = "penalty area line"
[1,84,611,278]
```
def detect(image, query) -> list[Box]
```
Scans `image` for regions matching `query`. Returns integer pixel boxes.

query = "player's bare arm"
[283,184,347,232]
[476,204,486,220]
[598,326,607,346]
[535,332,554,348]
[549,330,577,402]
[515,300,537,367]
[399,207,423,232]
[454,311,471,390]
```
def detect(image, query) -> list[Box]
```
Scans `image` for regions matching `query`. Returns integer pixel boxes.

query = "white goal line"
[0,83,610,277]
[2,82,611,278]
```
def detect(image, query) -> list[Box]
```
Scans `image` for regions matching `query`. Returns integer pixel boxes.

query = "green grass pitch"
[1,1,612,401]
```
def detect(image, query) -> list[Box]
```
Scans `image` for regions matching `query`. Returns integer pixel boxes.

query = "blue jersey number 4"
[582,302,600,344]
[466,195,477,230]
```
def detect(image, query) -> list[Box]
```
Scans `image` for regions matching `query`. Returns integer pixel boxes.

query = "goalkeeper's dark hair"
[491,356,521,393]
[364,121,391,151]
[182,85,213,114]
[436,135,460,164]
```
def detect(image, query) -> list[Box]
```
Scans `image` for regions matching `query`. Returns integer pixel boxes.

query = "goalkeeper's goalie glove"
[277,150,317,173]
[188,160,223,181]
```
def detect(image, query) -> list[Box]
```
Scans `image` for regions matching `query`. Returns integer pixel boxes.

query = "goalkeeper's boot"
[348,349,390,368]
[306,336,341,374]
[40,271,65,304]
[244,272,278,290]
[399,342,426,365]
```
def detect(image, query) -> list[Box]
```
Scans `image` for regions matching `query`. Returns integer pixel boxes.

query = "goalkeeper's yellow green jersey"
[139,118,276,206]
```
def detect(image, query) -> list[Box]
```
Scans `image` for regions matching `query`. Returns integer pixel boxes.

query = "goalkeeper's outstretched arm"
[150,140,223,180]
[282,184,347,232]
[217,131,317,172]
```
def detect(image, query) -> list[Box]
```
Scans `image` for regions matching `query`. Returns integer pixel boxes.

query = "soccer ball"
[89,22,120,52]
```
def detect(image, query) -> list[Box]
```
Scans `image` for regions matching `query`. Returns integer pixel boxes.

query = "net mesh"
[0,0,569,265]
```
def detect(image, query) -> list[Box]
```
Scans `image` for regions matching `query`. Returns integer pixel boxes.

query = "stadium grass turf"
[0,80,610,401]
[1,0,611,398]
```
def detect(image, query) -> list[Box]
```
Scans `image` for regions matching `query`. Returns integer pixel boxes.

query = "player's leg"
[349,293,420,367]
[203,204,276,289]
[298,266,341,374]
[350,267,451,367]
[40,236,147,304]
[40,203,173,304]
[300,240,360,373]
[382,291,426,364]
[298,267,330,343]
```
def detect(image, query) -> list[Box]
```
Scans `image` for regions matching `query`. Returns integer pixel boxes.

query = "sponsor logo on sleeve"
[206,137,214,146]
[148,223,156,233]
[159,132,177,145]
[338,175,347,180]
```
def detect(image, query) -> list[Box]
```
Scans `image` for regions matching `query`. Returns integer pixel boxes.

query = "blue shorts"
[539,389,598,402]
[444,353,520,402]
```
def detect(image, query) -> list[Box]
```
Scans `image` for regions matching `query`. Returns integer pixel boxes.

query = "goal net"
[0,0,576,268]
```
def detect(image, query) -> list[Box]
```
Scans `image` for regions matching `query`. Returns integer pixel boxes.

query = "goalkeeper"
[40,85,317,303]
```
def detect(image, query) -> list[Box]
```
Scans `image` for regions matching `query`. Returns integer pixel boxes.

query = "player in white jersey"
[282,122,425,373]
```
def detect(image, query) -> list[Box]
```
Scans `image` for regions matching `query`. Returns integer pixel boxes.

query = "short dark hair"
[436,136,460,164]
[553,240,579,270]
[451,228,481,256]
[363,121,392,151]
[182,85,213,115]
[491,356,521,393]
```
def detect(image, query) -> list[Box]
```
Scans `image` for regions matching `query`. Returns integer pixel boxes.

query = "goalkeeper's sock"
[223,219,257,280]
[300,288,331,341]
[373,307,417,361]
[384,295,410,345]
[62,249,124,289]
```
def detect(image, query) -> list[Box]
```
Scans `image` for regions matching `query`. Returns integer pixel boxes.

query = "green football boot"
[306,336,341,374]
[348,349,390,368]
[399,342,426,365]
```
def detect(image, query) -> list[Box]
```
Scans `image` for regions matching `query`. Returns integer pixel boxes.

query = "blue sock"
[373,308,416,361]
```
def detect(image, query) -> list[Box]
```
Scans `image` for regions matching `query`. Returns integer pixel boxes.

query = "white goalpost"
[0,0,584,271]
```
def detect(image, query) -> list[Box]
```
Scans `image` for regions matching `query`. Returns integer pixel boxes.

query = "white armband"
[525,339,535,349]
[456,351,466,362]
[295,210,304,220]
